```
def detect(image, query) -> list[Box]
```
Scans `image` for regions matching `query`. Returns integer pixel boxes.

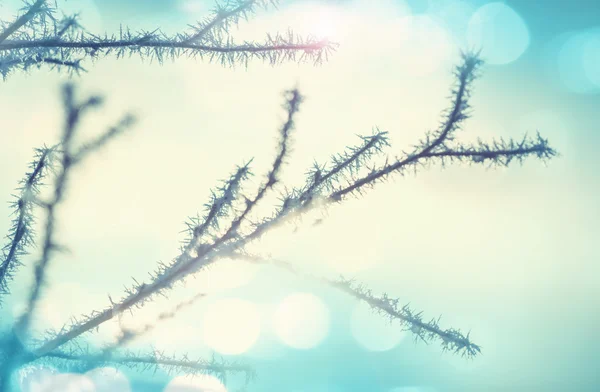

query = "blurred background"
[0,0,598,391]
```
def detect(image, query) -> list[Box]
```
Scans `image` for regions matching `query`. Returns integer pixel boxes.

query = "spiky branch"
[0,84,135,390]
[0,52,555,389]
[232,253,481,357]
[0,0,336,79]
[31,55,554,360]
[0,145,57,305]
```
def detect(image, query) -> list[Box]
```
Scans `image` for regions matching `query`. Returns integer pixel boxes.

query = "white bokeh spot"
[399,15,455,76]
[583,32,600,87]
[556,29,600,94]
[350,303,407,351]
[178,0,210,15]
[273,292,330,349]
[30,373,96,392]
[17,366,58,392]
[85,367,131,392]
[164,375,227,392]
[467,2,530,65]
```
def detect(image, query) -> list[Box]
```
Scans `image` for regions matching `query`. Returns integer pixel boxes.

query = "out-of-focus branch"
[0,84,135,390]
[27,88,304,359]
[36,349,254,384]
[1,52,556,385]
[97,292,207,364]
[232,253,481,357]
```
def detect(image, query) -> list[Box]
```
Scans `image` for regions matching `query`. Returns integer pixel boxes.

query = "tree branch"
[3,53,556,382]
[0,84,134,389]
[0,0,46,44]
[235,253,481,357]
[0,0,337,77]
[0,145,57,306]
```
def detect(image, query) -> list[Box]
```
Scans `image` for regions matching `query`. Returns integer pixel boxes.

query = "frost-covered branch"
[233,253,481,357]
[1,52,556,387]
[184,0,274,44]
[0,145,57,306]
[27,88,304,358]
[0,0,336,78]
[21,54,549,366]
[0,84,135,390]
[217,88,301,244]
[35,349,253,385]
[98,292,208,364]
[0,0,47,44]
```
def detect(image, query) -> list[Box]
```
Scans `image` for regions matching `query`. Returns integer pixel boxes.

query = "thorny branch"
[0,46,555,389]
[232,253,481,357]
[0,145,57,306]
[0,0,336,79]
[0,84,134,390]
[32,349,254,385]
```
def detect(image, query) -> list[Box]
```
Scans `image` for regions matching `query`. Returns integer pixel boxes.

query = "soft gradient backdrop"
[0,0,599,391]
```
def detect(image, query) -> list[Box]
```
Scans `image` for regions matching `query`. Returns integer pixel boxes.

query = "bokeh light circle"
[35,373,96,392]
[202,298,261,355]
[350,303,407,351]
[17,366,58,392]
[400,15,455,76]
[555,28,600,93]
[273,292,330,349]
[85,367,131,392]
[467,3,530,65]
[583,33,600,87]
[164,375,227,392]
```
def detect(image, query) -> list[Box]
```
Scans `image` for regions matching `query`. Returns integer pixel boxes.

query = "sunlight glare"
[292,3,345,39]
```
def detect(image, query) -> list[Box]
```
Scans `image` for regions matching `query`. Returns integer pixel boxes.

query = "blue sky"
[0,0,599,391]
